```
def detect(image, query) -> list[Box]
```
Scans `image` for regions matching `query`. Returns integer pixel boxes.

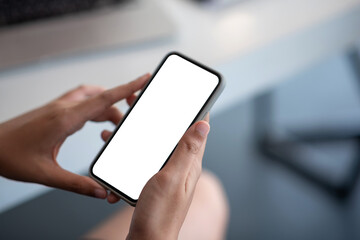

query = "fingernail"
[108,194,117,204]
[141,73,150,79]
[195,122,210,137]
[94,188,107,199]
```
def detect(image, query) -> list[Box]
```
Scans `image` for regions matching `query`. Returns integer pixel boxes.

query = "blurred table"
[1,0,360,212]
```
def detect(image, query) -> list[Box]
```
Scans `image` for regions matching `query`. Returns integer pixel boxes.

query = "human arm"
[126,116,210,240]
[0,74,150,200]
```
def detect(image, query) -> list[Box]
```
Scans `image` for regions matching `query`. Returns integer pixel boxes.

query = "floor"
[1,52,360,239]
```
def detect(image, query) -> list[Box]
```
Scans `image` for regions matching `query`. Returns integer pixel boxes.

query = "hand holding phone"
[127,118,210,239]
[90,52,225,205]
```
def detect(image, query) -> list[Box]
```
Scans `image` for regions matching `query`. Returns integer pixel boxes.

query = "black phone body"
[89,52,225,206]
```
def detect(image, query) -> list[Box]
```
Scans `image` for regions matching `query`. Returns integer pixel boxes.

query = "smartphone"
[89,52,225,206]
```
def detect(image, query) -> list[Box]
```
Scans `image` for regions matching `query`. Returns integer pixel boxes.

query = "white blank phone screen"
[92,54,219,200]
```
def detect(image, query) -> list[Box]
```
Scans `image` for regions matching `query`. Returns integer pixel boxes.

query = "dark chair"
[254,48,360,199]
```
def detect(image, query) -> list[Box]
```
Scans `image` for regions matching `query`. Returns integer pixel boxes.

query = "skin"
[0,73,212,239]
[127,116,210,240]
[85,171,229,240]
[0,73,151,201]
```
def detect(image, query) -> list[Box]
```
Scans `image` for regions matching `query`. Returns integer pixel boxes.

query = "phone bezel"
[89,51,225,206]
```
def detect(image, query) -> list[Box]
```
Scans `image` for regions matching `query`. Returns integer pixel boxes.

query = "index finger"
[72,73,150,122]
[56,85,105,102]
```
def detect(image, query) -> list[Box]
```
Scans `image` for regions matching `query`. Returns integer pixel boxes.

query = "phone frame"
[89,51,225,206]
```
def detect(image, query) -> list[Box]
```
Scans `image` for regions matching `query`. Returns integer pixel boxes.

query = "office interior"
[1,0,360,239]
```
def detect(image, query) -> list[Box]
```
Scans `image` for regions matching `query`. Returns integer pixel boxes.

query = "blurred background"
[1,0,360,239]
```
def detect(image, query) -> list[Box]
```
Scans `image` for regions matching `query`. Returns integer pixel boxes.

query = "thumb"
[46,166,108,199]
[162,121,210,176]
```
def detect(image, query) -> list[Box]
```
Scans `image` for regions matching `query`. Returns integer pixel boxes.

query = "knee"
[196,171,230,224]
